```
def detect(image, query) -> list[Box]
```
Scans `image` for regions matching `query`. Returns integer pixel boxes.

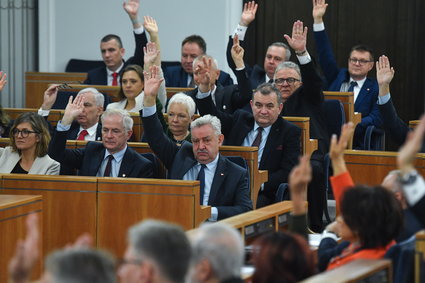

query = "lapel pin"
[367,88,370,91]
[97,137,101,141]
[220,173,224,176]
[122,174,126,177]
[223,105,227,110]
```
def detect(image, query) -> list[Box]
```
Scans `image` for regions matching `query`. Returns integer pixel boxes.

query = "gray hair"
[128,219,191,283]
[268,42,292,61]
[382,169,402,193]
[191,223,244,281]
[253,82,283,105]
[274,61,302,82]
[45,248,116,283]
[192,54,219,72]
[167,92,196,117]
[101,108,133,132]
[78,87,105,107]
[191,114,221,136]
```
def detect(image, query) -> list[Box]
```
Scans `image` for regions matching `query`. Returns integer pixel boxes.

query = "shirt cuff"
[133,26,144,34]
[38,108,50,117]
[142,105,156,117]
[401,170,425,206]
[196,90,211,99]
[56,121,71,131]
[377,93,391,105]
[313,22,325,32]
[209,207,218,221]
[321,230,339,241]
[297,52,312,65]
[232,24,248,41]
[235,66,245,71]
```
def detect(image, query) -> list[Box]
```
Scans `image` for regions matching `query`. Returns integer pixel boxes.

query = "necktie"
[103,155,114,177]
[112,72,118,86]
[197,164,207,205]
[251,127,263,147]
[188,76,195,88]
[77,129,88,141]
[347,81,358,92]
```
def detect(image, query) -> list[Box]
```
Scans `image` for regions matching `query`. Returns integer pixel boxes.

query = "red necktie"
[112,72,118,86]
[77,130,88,141]
[103,155,114,177]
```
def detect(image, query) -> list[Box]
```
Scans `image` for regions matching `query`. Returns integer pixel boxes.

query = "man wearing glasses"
[312,0,382,149]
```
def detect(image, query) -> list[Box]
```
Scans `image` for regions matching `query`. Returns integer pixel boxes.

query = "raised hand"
[123,0,139,20]
[143,42,160,67]
[312,0,328,23]
[194,57,213,92]
[289,154,312,215]
[143,65,164,107]
[62,95,85,126]
[143,16,158,35]
[0,71,7,92]
[398,115,425,174]
[284,20,308,53]
[240,1,258,26]
[41,84,60,110]
[376,55,395,90]
[8,214,40,283]
[231,34,245,69]
[329,122,355,176]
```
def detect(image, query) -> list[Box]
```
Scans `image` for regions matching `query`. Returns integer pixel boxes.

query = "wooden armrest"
[252,170,268,209]
[307,139,318,155]
[195,205,211,225]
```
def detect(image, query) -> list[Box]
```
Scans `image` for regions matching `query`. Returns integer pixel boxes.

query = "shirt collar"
[349,76,367,89]
[106,62,124,76]
[199,153,219,171]
[80,123,99,138]
[253,122,272,134]
[103,145,127,163]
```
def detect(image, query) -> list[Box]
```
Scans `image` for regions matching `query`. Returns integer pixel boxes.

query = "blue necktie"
[197,164,207,205]
[347,81,358,92]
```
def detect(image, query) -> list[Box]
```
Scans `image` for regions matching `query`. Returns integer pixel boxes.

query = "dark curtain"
[244,0,425,149]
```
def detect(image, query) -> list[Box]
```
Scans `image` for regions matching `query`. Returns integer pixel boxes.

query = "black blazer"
[185,69,252,114]
[141,111,253,220]
[84,31,147,85]
[280,60,329,158]
[196,95,301,199]
[48,129,153,178]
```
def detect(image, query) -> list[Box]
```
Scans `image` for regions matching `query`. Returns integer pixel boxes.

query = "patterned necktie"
[77,129,88,141]
[347,81,358,92]
[251,127,263,147]
[112,72,118,86]
[103,155,114,177]
[197,164,207,205]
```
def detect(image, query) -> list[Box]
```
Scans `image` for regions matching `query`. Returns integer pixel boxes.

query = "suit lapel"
[208,155,226,205]
[354,79,373,109]
[118,147,134,177]
[214,84,225,111]
[91,145,106,176]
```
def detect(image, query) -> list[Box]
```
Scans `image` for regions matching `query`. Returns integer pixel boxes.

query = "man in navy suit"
[141,66,252,220]
[226,1,291,88]
[84,0,147,86]
[312,0,382,148]
[163,35,234,88]
[49,97,153,178]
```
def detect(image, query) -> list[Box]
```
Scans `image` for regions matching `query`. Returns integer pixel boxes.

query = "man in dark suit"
[163,35,234,88]
[84,0,147,86]
[186,38,252,114]
[141,66,252,220]
[49,97,153,178]
[226,1,291,88]
[312,0,382,149]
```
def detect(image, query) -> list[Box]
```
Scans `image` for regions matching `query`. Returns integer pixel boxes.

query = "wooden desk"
[25,72,88,108]
[166,87,195,99]
[300,259,392,283]
[0,194,43,282]
[416,230,425,283]
[283,116,318,155]
[4,108,63,127]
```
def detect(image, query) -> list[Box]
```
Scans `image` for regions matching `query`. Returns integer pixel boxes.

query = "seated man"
[141,66,252,220]
[188,222,245,283]
[196,80,300,207]
[227,1,291,88]
[163,34,233,88]
[274,21,329,232]
[118,220,191,283]
[84,0,147,85]
[187,39,252,114]
[312,0,382,148]
[49,97,153,178]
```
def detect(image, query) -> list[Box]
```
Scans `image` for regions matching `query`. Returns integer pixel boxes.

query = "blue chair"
[226,156,250,189]
[141,153,161,179]
[385,235,415,283]
[364,125,386,150]
[65,59,104,72]
[52,90,111,110]
[275,183,289,202]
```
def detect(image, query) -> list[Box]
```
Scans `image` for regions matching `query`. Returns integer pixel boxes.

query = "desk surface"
[0,194,43,210]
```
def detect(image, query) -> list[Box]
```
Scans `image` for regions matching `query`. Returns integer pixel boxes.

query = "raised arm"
[40,84,60,111]
[376,55,395,97]
[0,71,7,92]
[312,0,328,24]
[123,0,142,29]
[143,15,161,60]
[284,20,308,56]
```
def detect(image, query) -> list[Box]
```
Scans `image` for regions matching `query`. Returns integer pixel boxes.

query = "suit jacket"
[281,60,329,158]
[0,147,60,174]
[84,31,146,85]
[196,95,301,199]
[313,29,382,130]
[186,69,252,114]
[163,64,234,88]
[226,36,268,88]
[48,129,153,178]
[141,111,253,220]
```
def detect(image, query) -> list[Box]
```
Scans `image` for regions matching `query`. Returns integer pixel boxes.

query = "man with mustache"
[141,66,252,221]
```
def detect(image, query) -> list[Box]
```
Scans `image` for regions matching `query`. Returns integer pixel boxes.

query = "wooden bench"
[300,259,393,283]
[416,230,425,283]
[4,107,63,126]
[283,116,318,156]
[25,72,88,108]
[0,194,43,282]
[166,87,195,100]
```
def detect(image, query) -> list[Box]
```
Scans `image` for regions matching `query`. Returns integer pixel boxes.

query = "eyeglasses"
[273,77,300,86]
[12,129,38,137]
[348,58,373,65]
